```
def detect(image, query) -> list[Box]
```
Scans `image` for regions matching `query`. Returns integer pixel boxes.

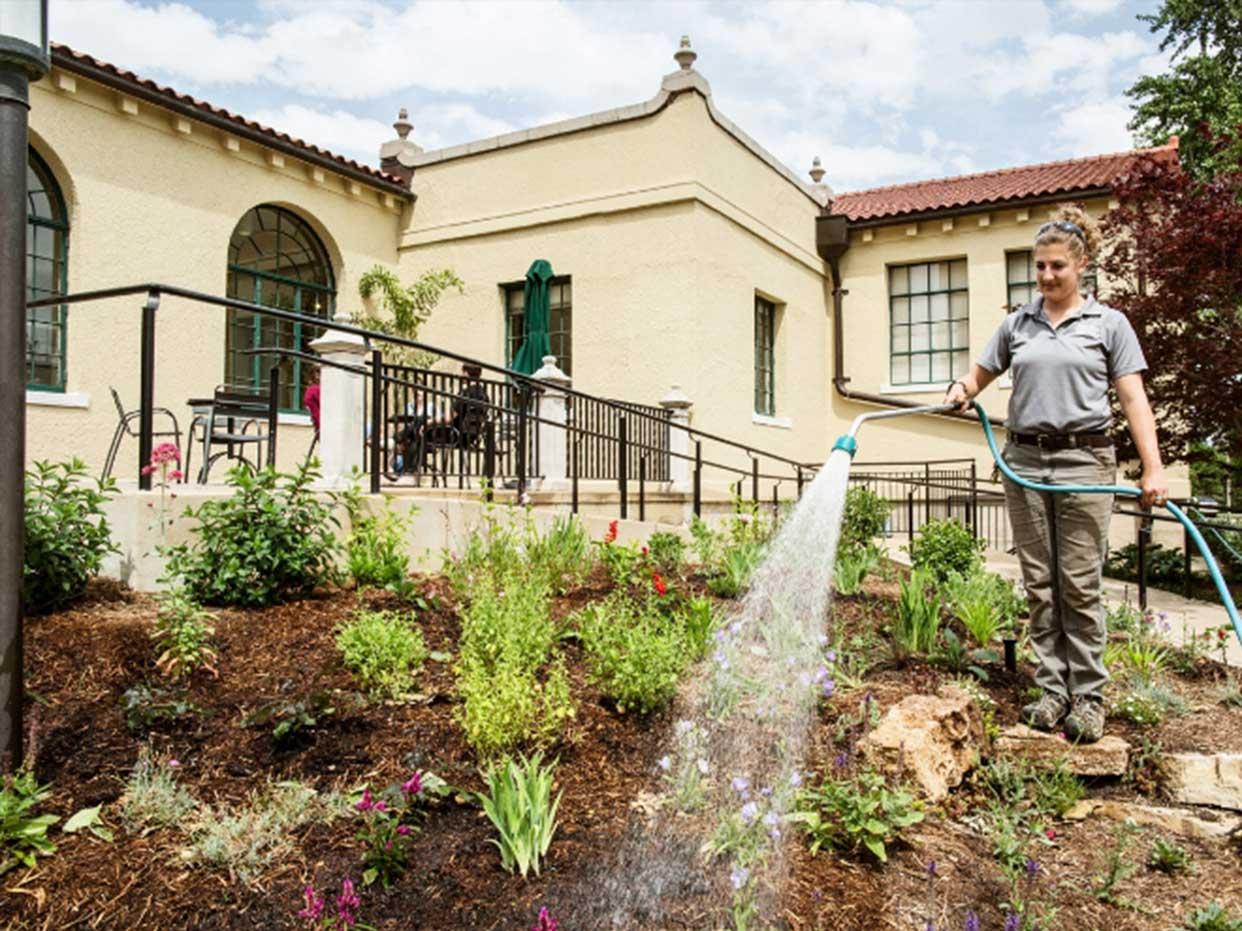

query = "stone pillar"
[660,384,694,492]
[309,313,368,488]
[533,355,571,492]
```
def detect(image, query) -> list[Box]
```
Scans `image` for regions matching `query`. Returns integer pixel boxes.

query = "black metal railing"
[566,394,671,482]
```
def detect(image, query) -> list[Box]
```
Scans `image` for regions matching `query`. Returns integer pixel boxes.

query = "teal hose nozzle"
[831,435,857,458]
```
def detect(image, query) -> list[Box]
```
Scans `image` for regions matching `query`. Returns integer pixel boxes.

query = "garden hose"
[970,400,1242,648]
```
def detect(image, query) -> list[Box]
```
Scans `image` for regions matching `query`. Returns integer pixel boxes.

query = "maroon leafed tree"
[1099,145,1242,467]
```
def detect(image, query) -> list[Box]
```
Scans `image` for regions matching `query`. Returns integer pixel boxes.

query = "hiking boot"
[1020,691,1069,732]
[1064,695,1106,744]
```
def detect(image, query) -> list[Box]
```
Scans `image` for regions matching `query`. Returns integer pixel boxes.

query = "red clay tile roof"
[50,43,412,196]
[830,141,1179,223]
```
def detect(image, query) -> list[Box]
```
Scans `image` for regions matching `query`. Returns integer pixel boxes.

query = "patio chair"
[410,421,460,488]
[102,386,183,481]
[184,385,273,484]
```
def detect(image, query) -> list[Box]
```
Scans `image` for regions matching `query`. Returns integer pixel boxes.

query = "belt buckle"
[1035,433,1052,450]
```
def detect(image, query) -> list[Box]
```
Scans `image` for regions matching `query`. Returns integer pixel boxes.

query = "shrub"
[162,460,339,607]
[1148,838,1194,875]
[791,768,923,862]
[1181,903,1242,931]
[688,515,723,569]
[580,598,688,715]
[23,459,118,614]
[343,492,411,590]
[336,610,428,700]
[942,570,1023,647]
[152,588,218,679]
[840,486,890,553]
[1105,542,1185,585]
[1028,759,1085,817]
[646,531,686,575]
[905,518,984,583]
[0,770,58,874]
[477,753,561,878]
[442,501,523,596]
[120,751,197,834]
[893,570,942,656]
[679,596,717,660]
[526,514,593,594]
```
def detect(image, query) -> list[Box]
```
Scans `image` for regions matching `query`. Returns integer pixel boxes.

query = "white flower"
[658,756,671,771]
[697,758,709,775]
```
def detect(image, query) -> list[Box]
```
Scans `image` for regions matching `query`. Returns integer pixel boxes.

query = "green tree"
[1127,0,1242,178]
[352,266,464,367]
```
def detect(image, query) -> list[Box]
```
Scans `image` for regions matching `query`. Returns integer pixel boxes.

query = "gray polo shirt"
[977,295,1147,434]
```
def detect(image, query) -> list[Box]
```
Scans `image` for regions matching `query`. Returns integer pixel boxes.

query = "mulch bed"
[3,572,1241,930]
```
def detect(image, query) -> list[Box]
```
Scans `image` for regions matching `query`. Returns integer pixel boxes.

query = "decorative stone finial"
[393,108,412,140]
[809,156,825,184]
[659,383,693,410]
[674,35,697,71]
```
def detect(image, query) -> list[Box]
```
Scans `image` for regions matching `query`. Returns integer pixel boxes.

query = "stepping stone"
[994,724,1130,776]
[1164,753,1242,811]
[1064,799,1242,840]
[859,686,985,801]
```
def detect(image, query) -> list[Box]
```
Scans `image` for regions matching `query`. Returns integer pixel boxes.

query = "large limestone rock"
[1165,753,1242,811]
[994,724,1130,776]
[1064,799,1242,840]
[858,686,985,801]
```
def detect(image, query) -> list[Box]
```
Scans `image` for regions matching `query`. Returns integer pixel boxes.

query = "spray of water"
[566,450,855,929]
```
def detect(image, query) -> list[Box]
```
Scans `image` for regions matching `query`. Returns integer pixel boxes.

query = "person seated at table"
[450,363,490,445]
[392,389,430,474]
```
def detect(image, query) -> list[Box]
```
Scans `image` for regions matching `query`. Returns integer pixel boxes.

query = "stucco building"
[23,36,1175,493]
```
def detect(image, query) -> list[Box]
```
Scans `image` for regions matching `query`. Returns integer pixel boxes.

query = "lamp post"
[0,0,49,772]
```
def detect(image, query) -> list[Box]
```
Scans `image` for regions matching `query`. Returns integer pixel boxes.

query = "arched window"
[226,205,335,411]
[26,149,69,391]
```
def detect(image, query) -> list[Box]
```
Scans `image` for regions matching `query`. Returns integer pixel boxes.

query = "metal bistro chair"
[410,421,461,487]
[186,386,274,484]
[102,386,183,481]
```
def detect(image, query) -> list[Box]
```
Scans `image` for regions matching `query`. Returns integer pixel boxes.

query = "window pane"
[953,350,970,376]
[891,355,910,385]
[950,291,969,319]
[911,323,930,351]
[910,354,931,384]
[892,297,910,324]
[1007,251,1031,283]
[931,321,949,349]
[910,294,929,321]
[950,259,968,289]
[951,319,969,347]
[892,327,909,352]
[931,353,951,382]
[930,293,950,321]
[910,264,928,293]
[928,262,947,291]
[889,266,909,295]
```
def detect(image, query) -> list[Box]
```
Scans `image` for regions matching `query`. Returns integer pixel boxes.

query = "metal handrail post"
[571,437,578,514]
[618,413,628,520]
[517,386,528,497]
[266,364,280,468]
[693,441,702,518]
[1183,523,1192,599]
[138,290,160,490]
[907,489,915,541]
[969,460,978,539]
[369,349,382,494]
[483,420,495,503]
[796,466,804,499]
[752,457,759,505]
[639,454,647,522]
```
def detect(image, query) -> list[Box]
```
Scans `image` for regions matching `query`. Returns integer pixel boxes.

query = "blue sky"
[51,0,1171,192]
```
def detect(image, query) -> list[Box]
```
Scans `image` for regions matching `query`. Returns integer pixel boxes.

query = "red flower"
[604,520,618,544]
[652,571,668,596]
[642,546,649,557]
[1218,627,1230,641]
[1045,828,1057,840]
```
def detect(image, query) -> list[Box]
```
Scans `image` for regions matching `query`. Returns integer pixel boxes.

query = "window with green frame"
[889,259,969,386]
[225,206,335,412]
[754,295,776,416]
[503,276,572,375]
[26,149,69,391]
[1006,249,1097,312]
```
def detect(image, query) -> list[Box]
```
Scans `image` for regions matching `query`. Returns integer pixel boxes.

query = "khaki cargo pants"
[1002,442,1116,700]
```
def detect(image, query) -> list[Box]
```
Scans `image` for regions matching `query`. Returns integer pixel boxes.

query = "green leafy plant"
[353,265,463,369]
[1181,902,1242,931]
[688,515,723,569]
[342,490,412,590]
[354,772,431,887]
[942,570,1024,647]
[790,768,923,862]
[1028,760,1085,817]
[932,628,992,681]
[442,499,524,596]
[1105,542,1186,585]
[151,588,218,680]
[1148,837,1194,875]
[243,689,360,743]
[120,684,204,734]
[679,596,717,660]
[526,514,593,594]
[1125,736,1166,796]
[834,543,882,597]
[905,518,984,583]
[23,459,118,614]
[1114,680,1187,726]
[893,570,942,656]
[707,541,764,599]
[839,485,890,553]
[477,753,562,877]
[1218,677,1242,708]
[336,610,428,700]
[646,531,686,575]
[0,770,59,874]
[119,751,198,834]
[162,460,339,607]
[1092,819,1142,908]
[1105,634,1171,683]
[579,597,687,715]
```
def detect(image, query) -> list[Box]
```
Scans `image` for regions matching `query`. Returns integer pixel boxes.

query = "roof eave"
[833,185,1115,229]
[50,49,414,200]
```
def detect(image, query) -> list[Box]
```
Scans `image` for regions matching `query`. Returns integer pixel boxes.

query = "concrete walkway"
[882,538,1242,666]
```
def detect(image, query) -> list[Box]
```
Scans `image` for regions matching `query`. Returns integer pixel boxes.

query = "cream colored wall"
[24,68,404,477]
[406,90,829,484]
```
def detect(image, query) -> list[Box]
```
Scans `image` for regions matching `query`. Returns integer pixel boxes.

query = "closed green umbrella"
[511,259,554,375]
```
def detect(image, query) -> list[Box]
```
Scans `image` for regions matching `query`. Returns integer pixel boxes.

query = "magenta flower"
[354,789,374,813]
[152,442,181,463]
[396,824,412,836]
[402,772,423,796]
[530,906,559,931]
[335,878,361,927]
[297,884,325,922]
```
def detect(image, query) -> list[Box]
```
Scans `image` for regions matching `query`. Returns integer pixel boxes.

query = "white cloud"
[971,29,1149,100]
[1058,0,1124,18]
[248,104,393,164]
[1053,96,1136,155]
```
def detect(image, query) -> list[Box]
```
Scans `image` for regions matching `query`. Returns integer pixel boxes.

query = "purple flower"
[740,801,759,823]
[730,865,750,890]
[1003,914,1020,931]
[925,922,935,931]
[822,679,836,698]
[789,771,803,788]
[402,772,423,796]
[1025,858,1040,879]
[926,859,937,878]
[759,785,773,797]
[335,878,361,927]
[762,811,779,828]
[530,906,559,931]
[354,789,374,813]
[815,665,830,683]
[297,884,324,922]
[817,635,829,648]
[833,751,849,769]
[964,911,980,931]
[825,649,837,663]
[731,776,750,796]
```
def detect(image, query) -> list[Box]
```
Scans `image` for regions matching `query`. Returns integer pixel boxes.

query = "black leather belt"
[1011,430,1112,450]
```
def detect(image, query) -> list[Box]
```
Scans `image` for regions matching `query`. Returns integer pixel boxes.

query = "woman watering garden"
[944,205,1168,743]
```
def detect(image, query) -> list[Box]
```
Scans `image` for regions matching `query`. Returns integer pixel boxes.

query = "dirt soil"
[3,571,1241,931]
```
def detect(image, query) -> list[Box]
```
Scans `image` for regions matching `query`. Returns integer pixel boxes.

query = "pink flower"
[372,800,388,813]
[167,759,181,768]
[297,884,324,922]
[168,469,184,482]
[396,824,412,836]
[402,772,423,797]
[151,442,181,464]
[141,464,156,476]
[530,907,559,931]
[354,789,374,813]
[335,878,360,927]
[1045,828,1057,840]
